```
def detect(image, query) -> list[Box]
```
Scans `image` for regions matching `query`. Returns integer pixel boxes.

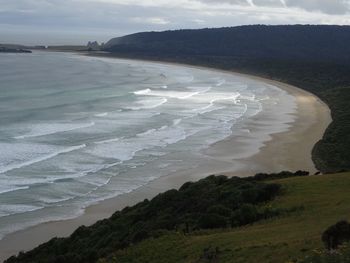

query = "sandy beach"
[0,60,332,262]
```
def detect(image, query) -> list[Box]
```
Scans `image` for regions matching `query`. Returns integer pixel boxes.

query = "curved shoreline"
[0,57,331,262]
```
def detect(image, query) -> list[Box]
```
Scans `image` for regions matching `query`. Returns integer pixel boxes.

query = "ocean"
[0,51,296,239]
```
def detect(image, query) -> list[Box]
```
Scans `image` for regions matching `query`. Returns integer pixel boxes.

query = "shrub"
[198,213,228,229]
[231,204,258,226]
[322,220,350,250]
[206,205,232,217]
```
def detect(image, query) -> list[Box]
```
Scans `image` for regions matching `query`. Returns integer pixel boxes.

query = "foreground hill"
[99,172,350,263]
[7,172,350,263]
[103,25,350,173]
[6,173,287,263]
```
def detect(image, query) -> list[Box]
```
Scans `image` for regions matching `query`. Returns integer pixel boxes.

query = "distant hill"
[0,45,32,53]
[105,25,350,63]
[0,43,91,52]
[46,45,88,51]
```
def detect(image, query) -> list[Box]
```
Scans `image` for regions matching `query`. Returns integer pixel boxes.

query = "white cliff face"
[87,41,101,50]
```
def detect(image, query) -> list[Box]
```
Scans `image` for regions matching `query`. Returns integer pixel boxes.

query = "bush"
[250,171,309,181]
[300,243,350,263]
[206,205,232,217]
[231,204,258,226]
[322,220,350,250]
[198,213,228,229]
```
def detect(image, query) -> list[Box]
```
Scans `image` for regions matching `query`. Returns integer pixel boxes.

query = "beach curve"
[0,58,332,262]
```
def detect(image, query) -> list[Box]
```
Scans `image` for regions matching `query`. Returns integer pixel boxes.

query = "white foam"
[133,88,151,95]
[82,174,114,187]
[216,79,226,86]
[185,92,240,115]
[239,94,256,101]
[0,204,44,218]
[0,186,29,195]
[173,119,182,126]
[94,137,122,144]
[0,173,87,187]
[134,87,211,100]
[129,98,168,110]
[0,144,86,175]
[187,86,212,93]
[58,158,121,178]
[37,195,76,205]
[158,163,170,169]
[87,123,194,161]
[190,102,223,115]
[87,142,140,161]
[175,75,194,83]
[14,122,95,139]
[95,112,108,117]
[137,128,158,137]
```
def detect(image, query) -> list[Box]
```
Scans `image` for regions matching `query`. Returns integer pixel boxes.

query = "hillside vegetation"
[6,174,288,263]
[104,25,350,173]
[105,25,350,63]
[98,172,350,263]
[7,172,350,263]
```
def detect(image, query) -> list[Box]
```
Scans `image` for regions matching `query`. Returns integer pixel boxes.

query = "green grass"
[100,172,350,263]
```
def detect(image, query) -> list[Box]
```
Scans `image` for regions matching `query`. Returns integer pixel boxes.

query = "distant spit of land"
[0,47,31,53]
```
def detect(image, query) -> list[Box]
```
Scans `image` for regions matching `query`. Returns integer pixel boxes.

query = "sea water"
[0,51,296,239]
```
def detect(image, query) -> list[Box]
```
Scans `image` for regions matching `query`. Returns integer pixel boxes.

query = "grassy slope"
[101,172,350,263]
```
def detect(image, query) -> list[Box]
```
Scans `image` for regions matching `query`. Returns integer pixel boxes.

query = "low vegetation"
[97,172,350,263]
[322,220,350,250]
[300,243,350,263]
[5,174,285,263]
[6,171,350,263]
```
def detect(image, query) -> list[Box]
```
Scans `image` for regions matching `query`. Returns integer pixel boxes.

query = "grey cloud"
[252,0,285,7]
[0,0,186,44]
[285,0,350,15]
[195,0,249,5]
[1,0,350,45]
[198,0,283,5]
[198,0,350,14]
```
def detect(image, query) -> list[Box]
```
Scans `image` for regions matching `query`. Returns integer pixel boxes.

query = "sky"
[1,0,350,45]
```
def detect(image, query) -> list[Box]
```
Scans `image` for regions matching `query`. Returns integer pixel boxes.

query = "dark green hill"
[7,172,350,263]
[97,172,350,263]
[5,174,288,263]
[105,25,350,63]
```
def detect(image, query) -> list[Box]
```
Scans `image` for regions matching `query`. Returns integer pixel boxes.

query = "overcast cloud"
[0,0,349,45]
